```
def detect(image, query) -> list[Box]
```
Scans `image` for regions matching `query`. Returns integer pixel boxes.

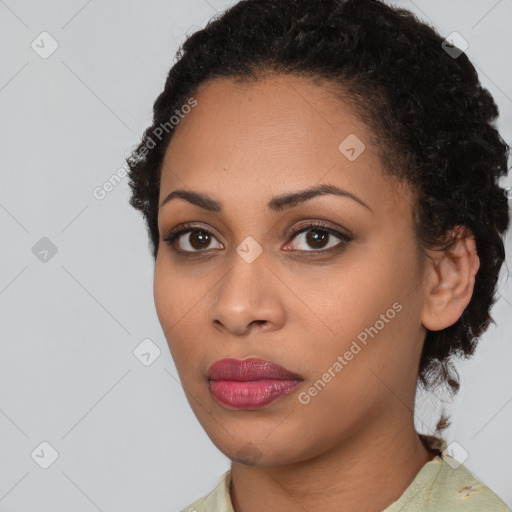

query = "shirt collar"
[208,435,449,512]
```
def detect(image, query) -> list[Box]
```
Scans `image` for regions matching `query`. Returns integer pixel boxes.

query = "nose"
[207,252,286,336]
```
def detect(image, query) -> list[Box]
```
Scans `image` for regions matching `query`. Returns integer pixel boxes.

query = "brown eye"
[163,221,352,256]
[163,225,224,253]
[287,223,352,252]
[186,230,213,250]
[304,229,330,249]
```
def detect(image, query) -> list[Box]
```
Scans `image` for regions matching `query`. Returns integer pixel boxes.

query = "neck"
[230,415,435,512]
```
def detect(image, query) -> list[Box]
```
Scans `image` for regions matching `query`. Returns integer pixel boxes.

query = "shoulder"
[179,496,207,512]
[385,453,511,511]
[385,436,510,512]
[179,470,233,512]
[427,455,511,511]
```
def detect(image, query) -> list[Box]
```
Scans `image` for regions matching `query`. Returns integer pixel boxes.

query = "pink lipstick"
[207,357,303,410]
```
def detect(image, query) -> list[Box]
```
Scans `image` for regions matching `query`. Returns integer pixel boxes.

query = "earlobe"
[420,226,480,332]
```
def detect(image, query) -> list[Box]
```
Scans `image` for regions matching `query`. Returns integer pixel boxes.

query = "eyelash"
[162,221,352,257]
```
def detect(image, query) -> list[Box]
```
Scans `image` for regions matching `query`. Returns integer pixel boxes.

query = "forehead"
[164,74,369,165]
[159,74,411,220]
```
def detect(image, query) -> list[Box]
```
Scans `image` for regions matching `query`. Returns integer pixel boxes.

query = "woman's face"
[154,74,429,465]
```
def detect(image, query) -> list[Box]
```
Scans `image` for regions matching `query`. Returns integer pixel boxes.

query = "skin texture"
[154,74,480,512]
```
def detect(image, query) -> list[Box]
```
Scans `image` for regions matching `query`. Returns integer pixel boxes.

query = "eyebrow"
[159,183,373,213]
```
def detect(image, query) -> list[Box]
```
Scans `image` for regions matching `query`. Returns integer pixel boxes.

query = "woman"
[125,0,511,510]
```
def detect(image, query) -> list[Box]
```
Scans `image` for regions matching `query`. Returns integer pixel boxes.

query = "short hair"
[125,0,510,432]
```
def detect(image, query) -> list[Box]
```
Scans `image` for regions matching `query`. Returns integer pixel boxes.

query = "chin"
[209,432,309,467]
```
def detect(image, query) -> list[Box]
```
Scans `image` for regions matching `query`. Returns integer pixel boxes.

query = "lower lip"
[209,379,302,409]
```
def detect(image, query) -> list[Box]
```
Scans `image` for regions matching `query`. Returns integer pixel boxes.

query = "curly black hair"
[125,0,510,434]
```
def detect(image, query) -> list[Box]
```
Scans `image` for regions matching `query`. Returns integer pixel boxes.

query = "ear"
[420,226,480,331]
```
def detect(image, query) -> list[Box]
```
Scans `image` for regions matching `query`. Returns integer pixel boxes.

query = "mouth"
[207,357,303,410]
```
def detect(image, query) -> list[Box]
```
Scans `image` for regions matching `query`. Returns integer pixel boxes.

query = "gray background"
[0,0,511,510]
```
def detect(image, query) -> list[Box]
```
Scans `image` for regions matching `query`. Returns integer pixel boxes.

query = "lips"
[207,357,303,381]
[207,357,303,410]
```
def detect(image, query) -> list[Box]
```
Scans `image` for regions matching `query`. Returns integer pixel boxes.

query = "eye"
[162,221,352,256]
[286,222,352,252]
[163,223,223,254]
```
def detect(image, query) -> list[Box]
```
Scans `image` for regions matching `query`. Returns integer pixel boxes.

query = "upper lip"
[207,357,303,381]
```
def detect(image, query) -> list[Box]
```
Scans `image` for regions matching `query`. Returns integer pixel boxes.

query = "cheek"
[153,262,173,332]
[153,262,189,355]
[153,256,197,329]
[351,232,420,311]
[309,234,422,372]
[153,260,209,369]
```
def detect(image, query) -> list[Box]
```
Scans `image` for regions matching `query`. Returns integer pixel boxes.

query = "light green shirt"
[180,438,511,511]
